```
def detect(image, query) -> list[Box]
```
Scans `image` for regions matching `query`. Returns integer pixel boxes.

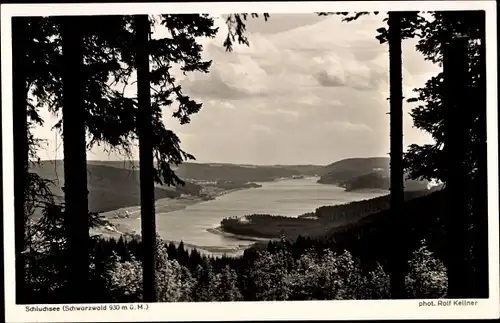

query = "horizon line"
[33,156,390,167]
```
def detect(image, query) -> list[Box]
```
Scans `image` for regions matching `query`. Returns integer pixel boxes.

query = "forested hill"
[173,163,325,182]
[317,157,390,184]
[338,171,430,192]
[30,160,202,213]
[86,157,398,184]
[322,189,448,270]
[85,160,327,182]
[318,157,429,191]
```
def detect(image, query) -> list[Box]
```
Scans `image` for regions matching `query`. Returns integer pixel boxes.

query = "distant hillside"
[317,157,428,191]
[270,164,327,176]
[338,171,429,192]
[173,162,326,183]
[31,161,202,213]
[317,157,390,185]
[87,160,139,170]
[86,161,327,183]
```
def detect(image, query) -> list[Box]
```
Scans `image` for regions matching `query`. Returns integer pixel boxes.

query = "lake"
[118,177,387,257]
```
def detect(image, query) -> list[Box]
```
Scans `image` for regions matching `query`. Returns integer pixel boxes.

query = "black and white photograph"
[1,1,499,322]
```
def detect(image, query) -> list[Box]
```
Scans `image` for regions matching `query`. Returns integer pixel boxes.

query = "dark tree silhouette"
[403,11,488,297]
[443,37,474,298]
[11,16,69,303]
[318,11,415,299]
[12,16,62,303]
[12,17,30,304]
[387,11,406,299]
[134,14,158,302]
[59,16,90,302]
[404,11,486,181]
[320,10,489,299]
[13,13,270,303]
[12,16,136,303]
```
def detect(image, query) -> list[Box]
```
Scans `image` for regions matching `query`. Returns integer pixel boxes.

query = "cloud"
[315,70,346,87]
[184,14,398,101]
[181,70,251,100]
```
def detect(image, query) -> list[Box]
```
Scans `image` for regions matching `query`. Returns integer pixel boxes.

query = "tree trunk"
[12,17,30,304]
[443,37,474,298]
[135,14,158,302]
[387,11,406,299]
[60,16,90,303]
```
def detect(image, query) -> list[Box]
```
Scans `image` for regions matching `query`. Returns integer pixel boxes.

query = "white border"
[2,1,499,322]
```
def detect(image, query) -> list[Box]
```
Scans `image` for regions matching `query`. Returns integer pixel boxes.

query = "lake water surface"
[119,177,387,256]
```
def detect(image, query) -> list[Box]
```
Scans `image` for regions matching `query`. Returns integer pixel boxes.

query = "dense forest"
[26,207,449,303]
[338,171,430,192]
[12,10,489,306]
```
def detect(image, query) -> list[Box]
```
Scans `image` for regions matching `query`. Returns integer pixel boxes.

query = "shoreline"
[99,195,205,220]
[94,182,372,245]
[345,188,390,194]
[99,185,253,221]
[93,185,261,255]
[92,180,395,255]
[206,226,276,243]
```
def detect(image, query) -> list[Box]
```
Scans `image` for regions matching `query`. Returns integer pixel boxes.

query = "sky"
[33,13,440,165]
